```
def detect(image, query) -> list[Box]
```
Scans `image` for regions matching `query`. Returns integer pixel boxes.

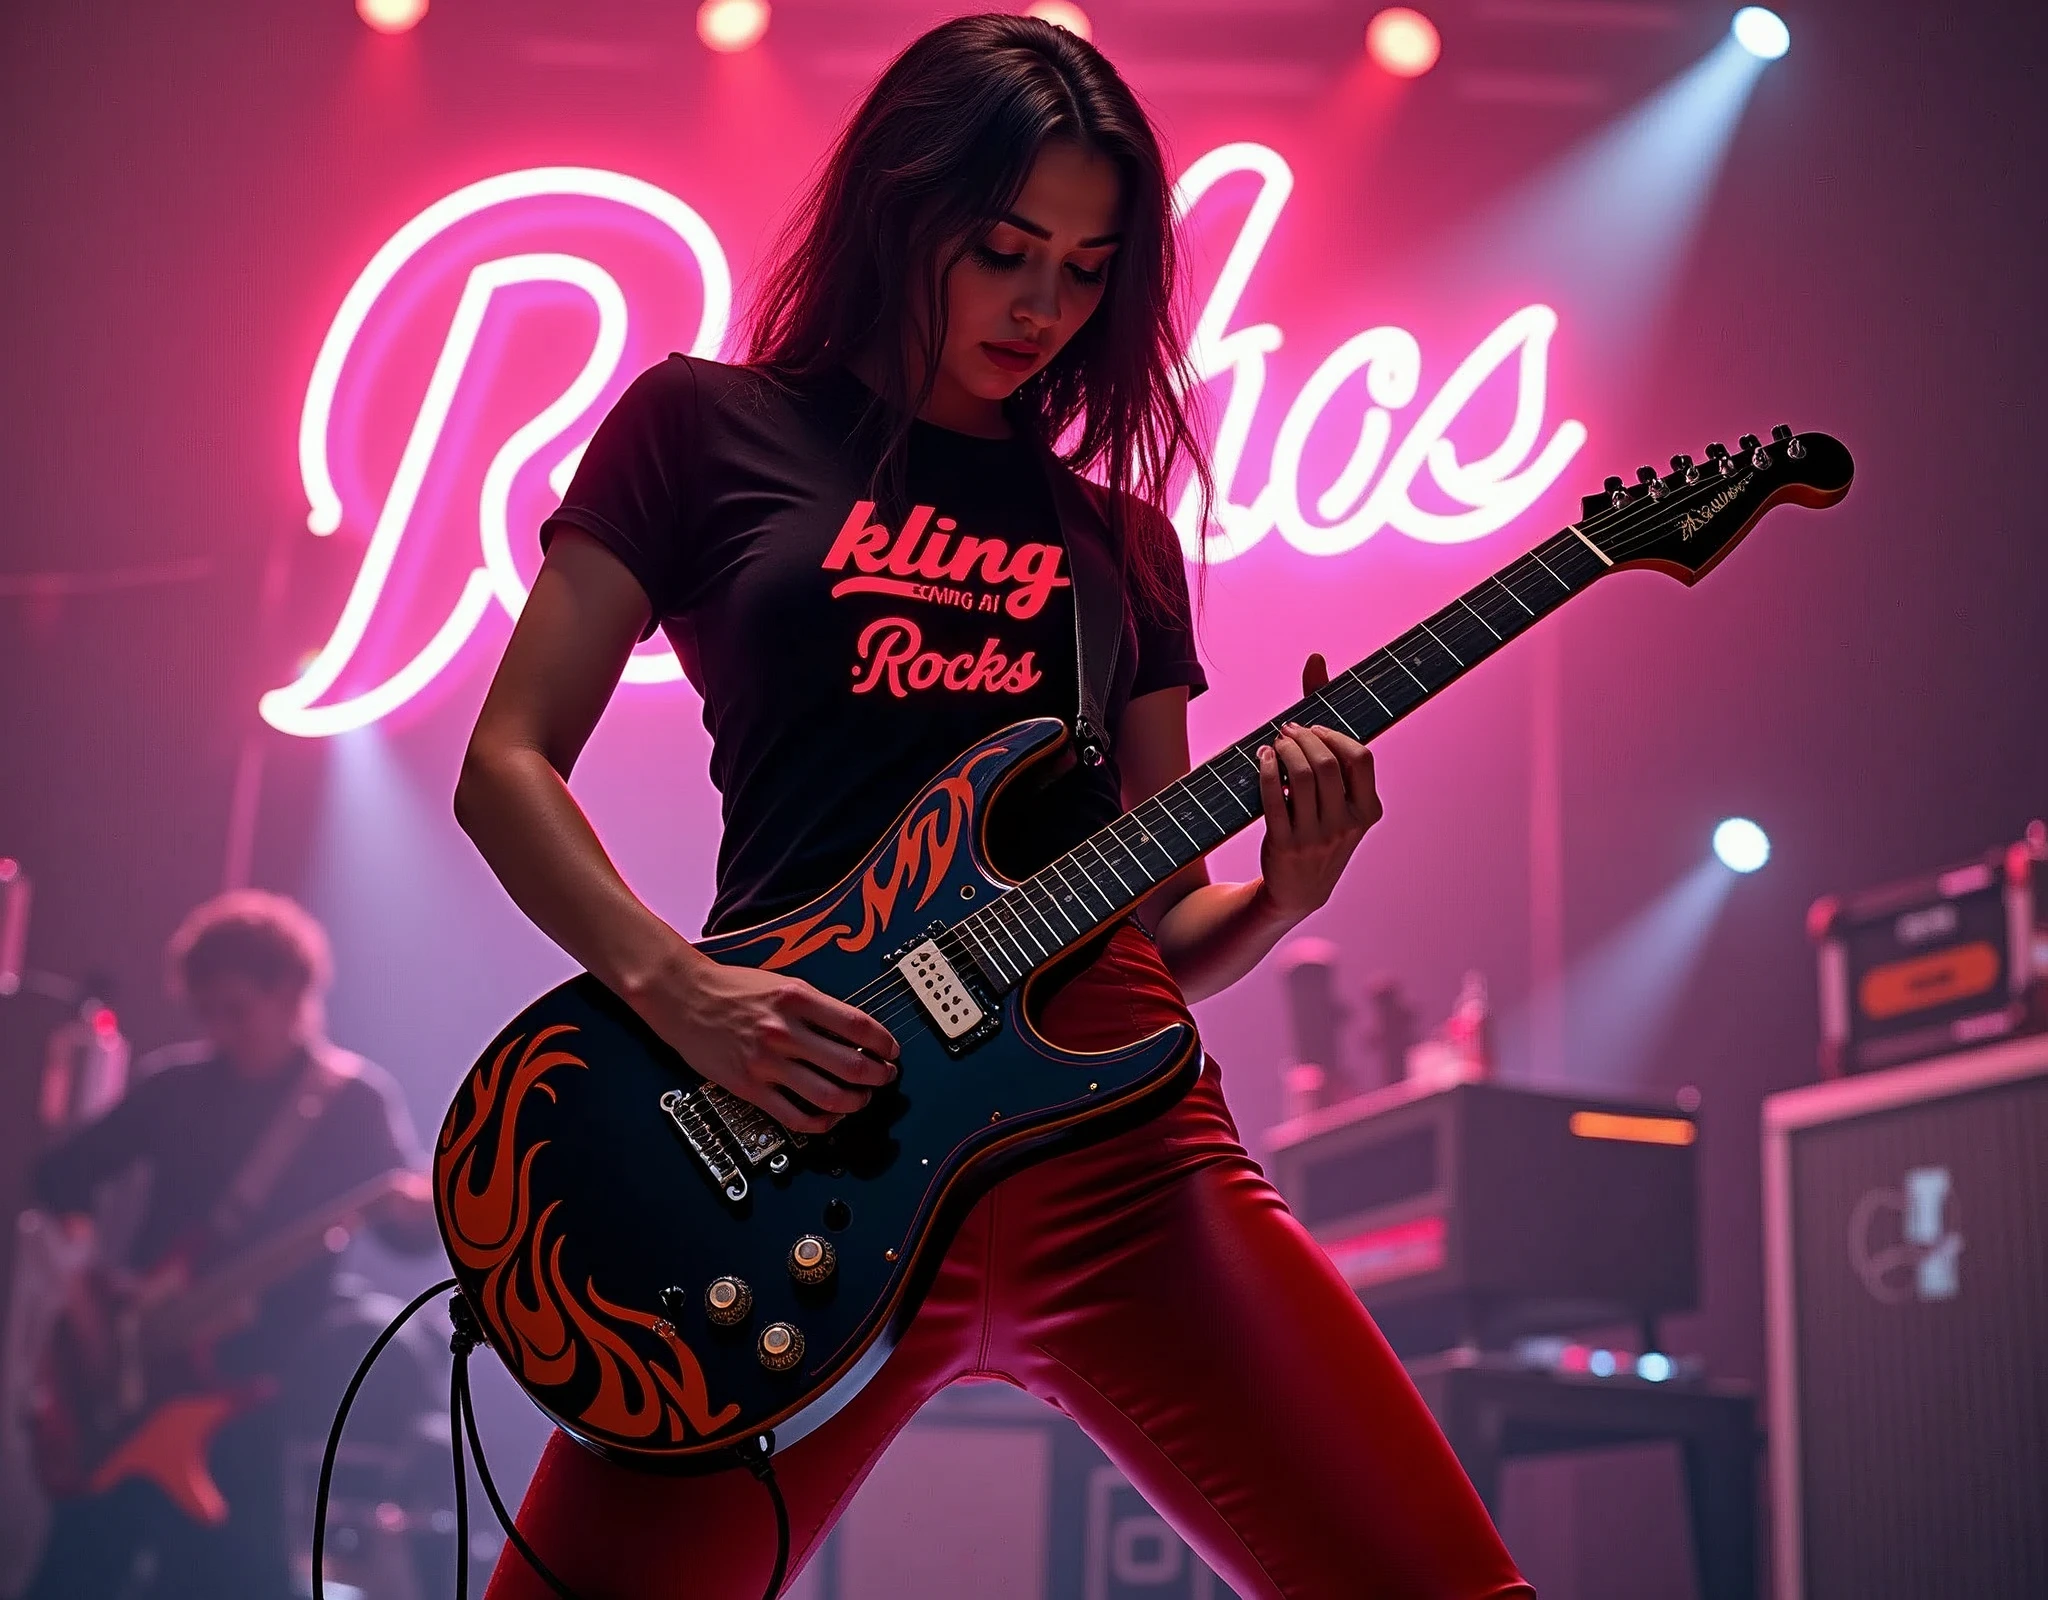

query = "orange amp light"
[1567,1110,1697,1147]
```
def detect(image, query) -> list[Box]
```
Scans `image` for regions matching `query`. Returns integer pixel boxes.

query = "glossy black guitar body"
[434,716,1200,1473]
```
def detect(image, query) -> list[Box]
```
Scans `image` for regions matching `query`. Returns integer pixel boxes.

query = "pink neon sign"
[261,146,1583,738]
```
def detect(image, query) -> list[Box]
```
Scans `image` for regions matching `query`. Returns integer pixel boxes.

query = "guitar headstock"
[1577,426,1853,583]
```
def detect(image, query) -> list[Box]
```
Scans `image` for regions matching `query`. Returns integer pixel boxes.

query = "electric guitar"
[30,1168,416,1523]
[435,427,1852,1471]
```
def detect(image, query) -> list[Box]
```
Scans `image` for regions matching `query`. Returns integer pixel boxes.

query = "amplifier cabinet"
[1264,1080,1699,1356]
[1809,826,2047,1076]
[791,1383,1241,1600]
[1763,1033,2048,1600]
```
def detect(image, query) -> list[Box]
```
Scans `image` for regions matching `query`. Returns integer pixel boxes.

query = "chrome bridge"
[659,1083,810,1205]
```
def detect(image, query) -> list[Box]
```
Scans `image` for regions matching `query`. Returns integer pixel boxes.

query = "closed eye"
[970,244,1109,286]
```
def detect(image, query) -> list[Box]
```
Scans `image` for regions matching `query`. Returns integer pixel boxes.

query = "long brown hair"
[742,12,1212,623]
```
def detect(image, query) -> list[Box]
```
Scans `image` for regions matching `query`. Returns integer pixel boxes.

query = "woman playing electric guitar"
[454,14,1532,1598]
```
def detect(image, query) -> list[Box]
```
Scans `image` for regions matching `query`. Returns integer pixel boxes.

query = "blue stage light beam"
[1554,856,1737,1087]
[1414,33,1776,391]
[303,724,570,1096]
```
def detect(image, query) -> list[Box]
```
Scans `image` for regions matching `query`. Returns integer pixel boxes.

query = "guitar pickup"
[896,939,985,1041]
[660,1088,748,1203]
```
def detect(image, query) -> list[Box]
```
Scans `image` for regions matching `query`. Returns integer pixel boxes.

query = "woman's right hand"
[633,950,901,1135]
[453,528,899,1134]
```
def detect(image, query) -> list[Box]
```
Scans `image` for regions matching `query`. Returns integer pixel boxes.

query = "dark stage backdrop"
[4,2,2045,1594]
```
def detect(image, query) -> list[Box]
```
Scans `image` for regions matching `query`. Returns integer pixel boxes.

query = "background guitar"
[30,1167,423,1526]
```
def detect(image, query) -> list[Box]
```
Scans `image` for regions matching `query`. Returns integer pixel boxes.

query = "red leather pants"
[484,922,1533,1599]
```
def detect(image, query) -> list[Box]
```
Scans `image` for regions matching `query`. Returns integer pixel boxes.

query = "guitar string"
[716,454,1802,1064]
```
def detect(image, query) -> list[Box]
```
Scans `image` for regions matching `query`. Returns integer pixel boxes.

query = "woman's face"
[927,139,1123,432]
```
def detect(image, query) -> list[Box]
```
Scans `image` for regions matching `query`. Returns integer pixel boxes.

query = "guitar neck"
[146,1170,402,1349]
[953,524,1613,990]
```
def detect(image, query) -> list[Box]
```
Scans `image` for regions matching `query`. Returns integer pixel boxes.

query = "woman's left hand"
[1255,651,1384,923]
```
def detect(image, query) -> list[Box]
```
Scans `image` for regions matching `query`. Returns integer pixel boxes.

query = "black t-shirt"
[543,356,1207,936]
[32,1042,429,1375]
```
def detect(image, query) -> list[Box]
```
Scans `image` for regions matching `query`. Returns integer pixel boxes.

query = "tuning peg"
[1671,452,1702,485]
[1604,475,1624,491]
[1635,464,1666,498]
[1770,424,1792,442]
[1704,441,1734,474]
[1604,474,1628,508]
[1771,422,1807,460]
[1738,433,1760,451]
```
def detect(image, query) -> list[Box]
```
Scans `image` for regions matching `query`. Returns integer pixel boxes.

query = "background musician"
[23,890,436,1600]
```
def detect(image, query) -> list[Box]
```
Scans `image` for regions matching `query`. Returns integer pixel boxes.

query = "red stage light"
[356,0,427,35]
[1026,1,1093,41]
[1365,7,1441,79]
[698,0,770,54]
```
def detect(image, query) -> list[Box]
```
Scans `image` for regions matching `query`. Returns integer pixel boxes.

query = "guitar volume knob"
[788,1235,837,1286]
[757,1322,805,1372]
[705,1277,753,1326]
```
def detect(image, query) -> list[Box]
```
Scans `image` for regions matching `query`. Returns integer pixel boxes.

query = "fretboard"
[949,524,1612,991]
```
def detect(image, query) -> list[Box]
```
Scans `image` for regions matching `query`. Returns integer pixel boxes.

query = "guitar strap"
[1034,443,1128,769]
[205,1045,360,1250]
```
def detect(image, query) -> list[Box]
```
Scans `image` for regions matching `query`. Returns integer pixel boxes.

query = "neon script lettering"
[823,501,1069,620]
[1171,143,1585,561]
[262,147,1582,737]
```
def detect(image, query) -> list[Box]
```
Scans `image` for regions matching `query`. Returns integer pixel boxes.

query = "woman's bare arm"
[454,529,686,998]
[453,528,897,1131]
[1117,687,1289,1004]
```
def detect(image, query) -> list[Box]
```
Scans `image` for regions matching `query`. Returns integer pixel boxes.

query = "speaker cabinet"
[1763,1034,2048,1600]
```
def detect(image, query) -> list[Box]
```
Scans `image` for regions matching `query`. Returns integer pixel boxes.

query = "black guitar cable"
[450,1344,471,1600]
[314,1281,794,1600]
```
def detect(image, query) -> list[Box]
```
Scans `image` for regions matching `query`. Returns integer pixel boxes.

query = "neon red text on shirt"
[850,617,1043,699]
[824,502,1070,621]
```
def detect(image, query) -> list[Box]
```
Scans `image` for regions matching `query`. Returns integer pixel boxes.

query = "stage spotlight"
[698,0,770,54]
[357,0,427,33]
[1365,8,1441,79]
[1026,1,1093,41]
[1713,817,1771,873]
[1731,6,1790,60]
